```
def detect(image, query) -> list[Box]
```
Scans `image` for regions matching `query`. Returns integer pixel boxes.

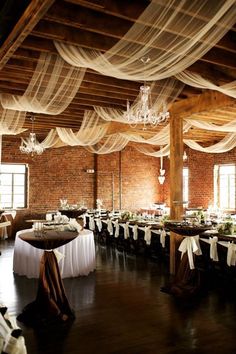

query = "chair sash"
[178,235,202,270]
[107,219,113,235]
[89,216,95,231]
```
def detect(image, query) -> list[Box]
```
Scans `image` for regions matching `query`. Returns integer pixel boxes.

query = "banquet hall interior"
[0,1,236,353]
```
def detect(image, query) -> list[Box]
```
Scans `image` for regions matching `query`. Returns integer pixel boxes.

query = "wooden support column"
[169,113,183,275]
[93,154,98,209]
[119,151,122,210]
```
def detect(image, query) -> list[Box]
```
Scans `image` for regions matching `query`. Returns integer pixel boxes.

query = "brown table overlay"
[17,230,78,327]
[162,224,212,298]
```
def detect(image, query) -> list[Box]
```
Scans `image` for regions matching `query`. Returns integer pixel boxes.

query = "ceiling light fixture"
[19,115,44,156]
[125,57,170,128]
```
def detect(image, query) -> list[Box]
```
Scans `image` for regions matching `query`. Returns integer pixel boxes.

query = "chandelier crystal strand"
[19,116,44,156]
[125,57,170,128]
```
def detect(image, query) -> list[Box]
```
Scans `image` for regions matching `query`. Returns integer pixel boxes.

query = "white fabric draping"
[54,1,236,81]
[160,229,167,248]
[40,129,61,149]
[135,144,170,157]
[114,220,120,238]
[0,308,27,354]
[200,236,219,261]
[56,111,109,146]
[176,70,236,99]
[86,133,129,154]
[0,109,26,135]
[184,133,236,153]
[185,119,236,133]
[178,235,202,269]
[121,125,170,146]
[133,121,191,156]
[0,53,86,115]
[89,216,95,231]
[13,229,96,278]
[129,224,138,240]
[226,242,236,266]
[95,78,184,124]
[95,218,103,232]
[120,222,130,239]
[209,236,219,262]
[138,226,152,245]
[106,219,113,235]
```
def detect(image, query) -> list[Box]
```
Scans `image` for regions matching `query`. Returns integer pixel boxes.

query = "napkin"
[68,218,82,233]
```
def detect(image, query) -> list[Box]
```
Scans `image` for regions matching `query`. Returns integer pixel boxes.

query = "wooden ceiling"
[0,0,235,144]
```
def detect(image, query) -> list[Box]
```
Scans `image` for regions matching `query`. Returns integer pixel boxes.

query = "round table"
[13,228,96,278]
[15,228,95,327]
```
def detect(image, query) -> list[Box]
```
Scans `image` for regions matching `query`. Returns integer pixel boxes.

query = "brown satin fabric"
[169,254,201,298]
[17,230,78,326]
[36,251,74,320]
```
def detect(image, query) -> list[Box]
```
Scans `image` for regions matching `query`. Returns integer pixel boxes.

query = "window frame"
[0,163,28,209]
[214,163,236,211]
[183,167,189,203]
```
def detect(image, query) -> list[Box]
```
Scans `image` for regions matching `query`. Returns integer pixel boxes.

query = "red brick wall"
[163,146,236,209]
[95,147,161,211]
[2,136,236,235]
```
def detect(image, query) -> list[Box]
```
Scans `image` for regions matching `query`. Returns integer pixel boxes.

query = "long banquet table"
[13,228,96,279]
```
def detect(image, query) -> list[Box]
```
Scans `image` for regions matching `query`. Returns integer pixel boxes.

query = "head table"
[15,228,95,327]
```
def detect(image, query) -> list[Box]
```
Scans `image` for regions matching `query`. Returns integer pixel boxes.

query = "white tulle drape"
[86,134,130,154]
[184,133,236,153]
[0,109,26,135]
[176,70,236,99]
[0,52,86,115]
[94,106,126,123]
[56,111,109,146]
[186,119,236,132]
[121,125,170,145]
[40,129,61,149]
[94,78,183,125]
[135,144,170,157]
[54,0,236,81]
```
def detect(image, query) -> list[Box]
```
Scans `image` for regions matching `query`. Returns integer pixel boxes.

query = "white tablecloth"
[13,228,96,279]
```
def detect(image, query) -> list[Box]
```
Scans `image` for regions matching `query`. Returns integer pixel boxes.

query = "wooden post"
[119,151,122,210]
[169,114,184,274]
[93,154,98,209]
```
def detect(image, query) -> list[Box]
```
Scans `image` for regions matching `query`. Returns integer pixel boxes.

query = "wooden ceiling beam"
[171,91,235,118]
[46,1,236,54]
[0,0,55,70]
[30,20,236,71]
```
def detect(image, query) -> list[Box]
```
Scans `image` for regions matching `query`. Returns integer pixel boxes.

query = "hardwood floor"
[1,239,236,354]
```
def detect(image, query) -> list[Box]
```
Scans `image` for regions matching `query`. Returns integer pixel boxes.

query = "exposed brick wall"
[2,136,236,235]
[163,146,236,209]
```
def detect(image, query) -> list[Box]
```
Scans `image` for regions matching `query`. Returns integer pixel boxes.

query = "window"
[183,167,189,203]
[0,164,28,209]
[214,164,236,210]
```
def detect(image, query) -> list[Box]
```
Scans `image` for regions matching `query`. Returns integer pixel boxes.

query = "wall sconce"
[86,169,95,174]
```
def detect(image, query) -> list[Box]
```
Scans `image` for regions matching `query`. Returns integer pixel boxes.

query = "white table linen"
[13,228,96,279]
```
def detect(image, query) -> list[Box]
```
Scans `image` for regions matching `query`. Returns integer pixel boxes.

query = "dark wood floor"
[1,239,236,354]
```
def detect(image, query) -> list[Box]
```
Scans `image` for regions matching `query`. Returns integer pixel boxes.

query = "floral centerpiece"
[217,221,235,235]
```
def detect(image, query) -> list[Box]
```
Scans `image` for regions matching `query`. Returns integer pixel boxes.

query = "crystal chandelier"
[19,116,44,156]
[125,57,170,128]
